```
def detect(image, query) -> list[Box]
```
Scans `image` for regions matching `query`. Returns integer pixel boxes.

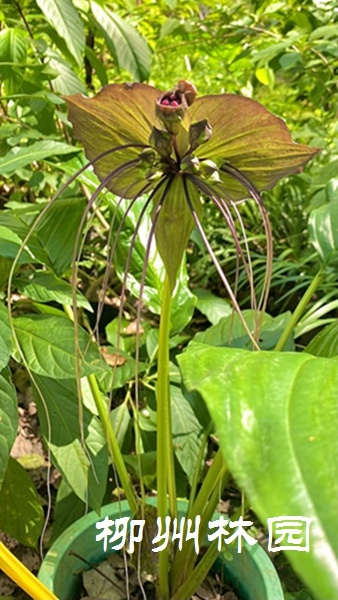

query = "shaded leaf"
[194,288,232,325]
[308,201,338,264]
[0,373,18,490]
[33,376,108,511]
[0,303,12,370]
[170,385,204,485]
[179,344,338,600]
[0,457,44,547]
[35,0,85,66]
[306,320,338,357]
[90,1,151,81]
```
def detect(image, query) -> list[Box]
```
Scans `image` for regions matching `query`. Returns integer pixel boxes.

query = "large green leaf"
[33,376,108,511]
[35,0,85,66]
[13,314,109,379]
[90,2,151,82]
[178,344,338,600]
[0,457,44,547]
[0,140,80,177]
[309,201,338,265]
[0,373,18,490]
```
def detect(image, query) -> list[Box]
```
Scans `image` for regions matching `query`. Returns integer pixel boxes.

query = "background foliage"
[1,1,338,599]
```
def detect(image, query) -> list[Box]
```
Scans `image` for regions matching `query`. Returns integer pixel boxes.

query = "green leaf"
[194,310,294,351]
[194,288,232,325]
[110,403,131,449]
[0,225,36,262]
[179,344,338,600]
[306,321,338,357]
[0,303,12,370]
[0,140,80,177]
[0,373,18,490]
[84,45,108,87]
[48,51,86,94]
[17,270,92,311]
[36,196,86,276]
[308,201,338,265]
[0,28,26,79]
[170,385,204,485]
[33,376,108,511]
[50,478,85,543]
[13,314,109,379]
[90,1,151,81]
[0,457,44,547]
[35,0,85,66]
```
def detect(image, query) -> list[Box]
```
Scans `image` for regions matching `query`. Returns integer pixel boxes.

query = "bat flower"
[65,82,319,299]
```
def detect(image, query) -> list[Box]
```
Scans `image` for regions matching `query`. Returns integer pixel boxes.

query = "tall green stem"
[157,273,176,599]
[274,269,323,352]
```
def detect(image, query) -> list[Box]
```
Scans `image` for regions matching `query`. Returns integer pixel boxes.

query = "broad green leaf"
[90,2,151,82]
[0,373,18,489]
[36,196,86,276]
[194,310,293,351]
[35,0,85,66]
[0,457,44,547]
[306,321,338,357]
[0,28,26,78]
[309,25,338,41]
[170,385,204,485]
[308,201,338,264]
[179,344,338,600]
[0,225,35,262]
[48,51,86,94]
[0,140,80,177]
[16,270,92,311]
[194,288,232,325]
[0,303,12,370]
[84,45,108,87]
[13,314,109,379]
[33,376,108,511]
[189,95,319,200]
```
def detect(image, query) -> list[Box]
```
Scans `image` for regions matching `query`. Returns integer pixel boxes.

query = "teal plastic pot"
[38,499,284,600]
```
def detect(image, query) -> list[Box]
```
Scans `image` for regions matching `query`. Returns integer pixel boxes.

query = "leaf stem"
[274,269,324,352]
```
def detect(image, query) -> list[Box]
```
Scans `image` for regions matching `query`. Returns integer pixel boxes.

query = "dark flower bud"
[181,155,200,173]
[189,119,212,152]
[176,80,197,106]
[156,88,188,135]
[149,126,173,159]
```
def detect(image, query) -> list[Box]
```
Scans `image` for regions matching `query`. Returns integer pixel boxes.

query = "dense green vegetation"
[0,1,338,599]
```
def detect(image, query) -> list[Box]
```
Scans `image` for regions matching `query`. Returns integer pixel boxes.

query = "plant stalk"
[157,273,176,599]
[274,269,324,352]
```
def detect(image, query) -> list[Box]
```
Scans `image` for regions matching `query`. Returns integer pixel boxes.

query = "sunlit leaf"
[13,314,109,379]
[0,140,80,177]
[90,1,151,81]
[308,201,338,264]
[35,0,85,66]
[179,344,338,600]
